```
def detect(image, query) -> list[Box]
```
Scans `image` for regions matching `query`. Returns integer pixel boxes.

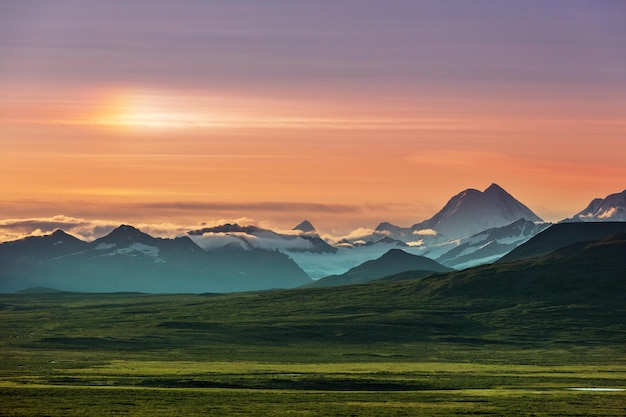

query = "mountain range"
[187,222,337,254]
[1,185,625,293]
[0,225,311,293]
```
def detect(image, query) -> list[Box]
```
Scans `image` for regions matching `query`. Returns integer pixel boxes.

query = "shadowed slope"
[304,249,454,288]
[498,222,626,263]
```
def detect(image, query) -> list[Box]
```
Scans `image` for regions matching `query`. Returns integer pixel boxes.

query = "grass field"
[1,287,625,415]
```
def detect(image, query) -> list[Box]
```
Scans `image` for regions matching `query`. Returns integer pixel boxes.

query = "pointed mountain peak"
[45,229,85,244]
[114,224,143,234]
[409,184,542,239]
[484,183,507,194]
[380,248,411,259]
[99,224,153,244]
[293,220,316,233]
[50,229,71,238]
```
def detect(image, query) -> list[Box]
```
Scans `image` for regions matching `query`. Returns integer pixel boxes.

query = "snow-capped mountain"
[188,221,336,254]
[373,183,543,242]
[287,184,546,277]
[0,225,311,293]
[87,224,201,264]
[562,189,626,222]
[434,219,551,269]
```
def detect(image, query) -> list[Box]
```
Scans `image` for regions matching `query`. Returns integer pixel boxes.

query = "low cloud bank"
[0,215,381,251]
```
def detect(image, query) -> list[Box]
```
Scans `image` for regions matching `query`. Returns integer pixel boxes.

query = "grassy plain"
[1,283,625,416]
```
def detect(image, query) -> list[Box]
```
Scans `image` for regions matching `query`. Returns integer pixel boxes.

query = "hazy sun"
[92,90,211,130]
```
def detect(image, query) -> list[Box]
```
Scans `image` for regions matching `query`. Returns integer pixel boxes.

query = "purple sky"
[3,0,625,97]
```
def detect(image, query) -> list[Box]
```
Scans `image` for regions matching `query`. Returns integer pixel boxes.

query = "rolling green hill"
[304,248,453,288]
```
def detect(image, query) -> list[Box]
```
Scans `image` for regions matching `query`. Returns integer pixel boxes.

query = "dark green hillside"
[2,233,624,365]
[305,249,453,288]
[498,221,626,262]
[406,232,626,309]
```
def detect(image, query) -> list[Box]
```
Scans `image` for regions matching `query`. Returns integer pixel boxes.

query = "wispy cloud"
[133,201,365,214]
[413,229,437,236]
[0,215,118,242]
[0,215,350,255]
[322,227,376,243]
[0,214,381,250]
[0,215,206,242]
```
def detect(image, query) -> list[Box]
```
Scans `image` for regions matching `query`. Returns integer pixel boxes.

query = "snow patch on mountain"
[114,242,160,257]
[434,219,551,269]
[95,243,116,250]
[413,229,437,236]
[188,222,336,254]
[598,207,617,219]
[563,189,626,222]
[92,242,166,263]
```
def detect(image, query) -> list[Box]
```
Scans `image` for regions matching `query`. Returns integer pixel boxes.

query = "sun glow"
[91,91,219,130]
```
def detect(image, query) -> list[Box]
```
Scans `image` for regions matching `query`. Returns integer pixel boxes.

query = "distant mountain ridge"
[0,225,311,293]
[188,221,337,254]
[0,229,88,261]
[3,185,624,291]
[562,189,626,223]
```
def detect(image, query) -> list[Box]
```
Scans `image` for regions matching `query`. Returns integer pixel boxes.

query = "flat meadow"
[1,288,624,416]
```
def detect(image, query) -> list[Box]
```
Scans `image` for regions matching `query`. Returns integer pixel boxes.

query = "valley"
[1,276,625,416]
[2,228,626,415]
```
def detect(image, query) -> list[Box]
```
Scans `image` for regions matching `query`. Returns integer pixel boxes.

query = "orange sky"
[1,1,625,238]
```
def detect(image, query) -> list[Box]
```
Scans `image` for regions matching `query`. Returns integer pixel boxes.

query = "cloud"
[321,227,376,243]
[0,215,321,255]
[413,229,437,236]
[188,232,249,251]
[132,201,364,214]
[0,215,93,233]
[0,215,117,242]
[0,215,201,243]
[189,230,317,252]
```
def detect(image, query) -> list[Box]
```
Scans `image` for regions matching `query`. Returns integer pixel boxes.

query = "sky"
[1,0,625,241]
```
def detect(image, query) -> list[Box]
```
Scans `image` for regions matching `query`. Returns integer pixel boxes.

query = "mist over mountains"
[1,184,625,294]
